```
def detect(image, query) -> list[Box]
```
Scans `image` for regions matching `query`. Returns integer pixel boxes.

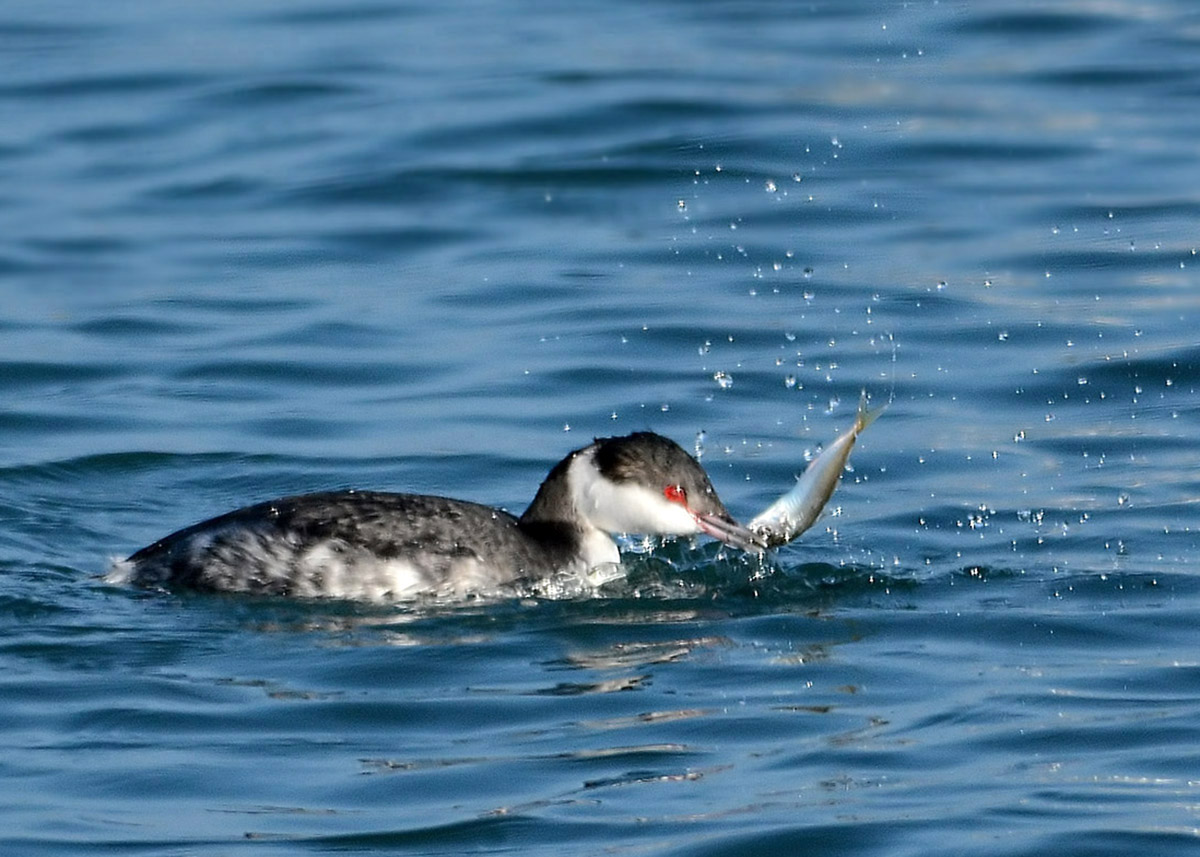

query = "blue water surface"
[3,1,1200,854]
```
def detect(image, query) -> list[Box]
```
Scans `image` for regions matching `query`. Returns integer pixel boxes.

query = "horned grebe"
[110,432,764,601]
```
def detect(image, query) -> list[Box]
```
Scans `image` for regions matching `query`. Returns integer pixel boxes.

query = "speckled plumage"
[119,491,581,599]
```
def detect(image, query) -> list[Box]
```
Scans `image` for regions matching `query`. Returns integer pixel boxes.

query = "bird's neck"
[519,449,620,569]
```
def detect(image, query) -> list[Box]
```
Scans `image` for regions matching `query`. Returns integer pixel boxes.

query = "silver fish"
[749,392,884,548]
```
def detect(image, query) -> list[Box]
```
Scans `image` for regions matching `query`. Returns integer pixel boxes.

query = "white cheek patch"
[569,450,700,537]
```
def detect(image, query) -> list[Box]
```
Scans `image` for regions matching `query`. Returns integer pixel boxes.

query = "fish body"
[749,393,883,548]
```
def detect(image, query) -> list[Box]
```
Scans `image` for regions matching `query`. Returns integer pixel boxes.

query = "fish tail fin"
[854,389,887,435]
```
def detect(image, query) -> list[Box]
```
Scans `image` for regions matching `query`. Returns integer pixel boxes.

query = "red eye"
[663,485,687,505]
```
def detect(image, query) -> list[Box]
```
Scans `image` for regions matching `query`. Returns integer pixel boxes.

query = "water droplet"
[764,179,777,193]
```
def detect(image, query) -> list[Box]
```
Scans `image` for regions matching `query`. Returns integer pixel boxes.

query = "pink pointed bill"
[695,513,767,553]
